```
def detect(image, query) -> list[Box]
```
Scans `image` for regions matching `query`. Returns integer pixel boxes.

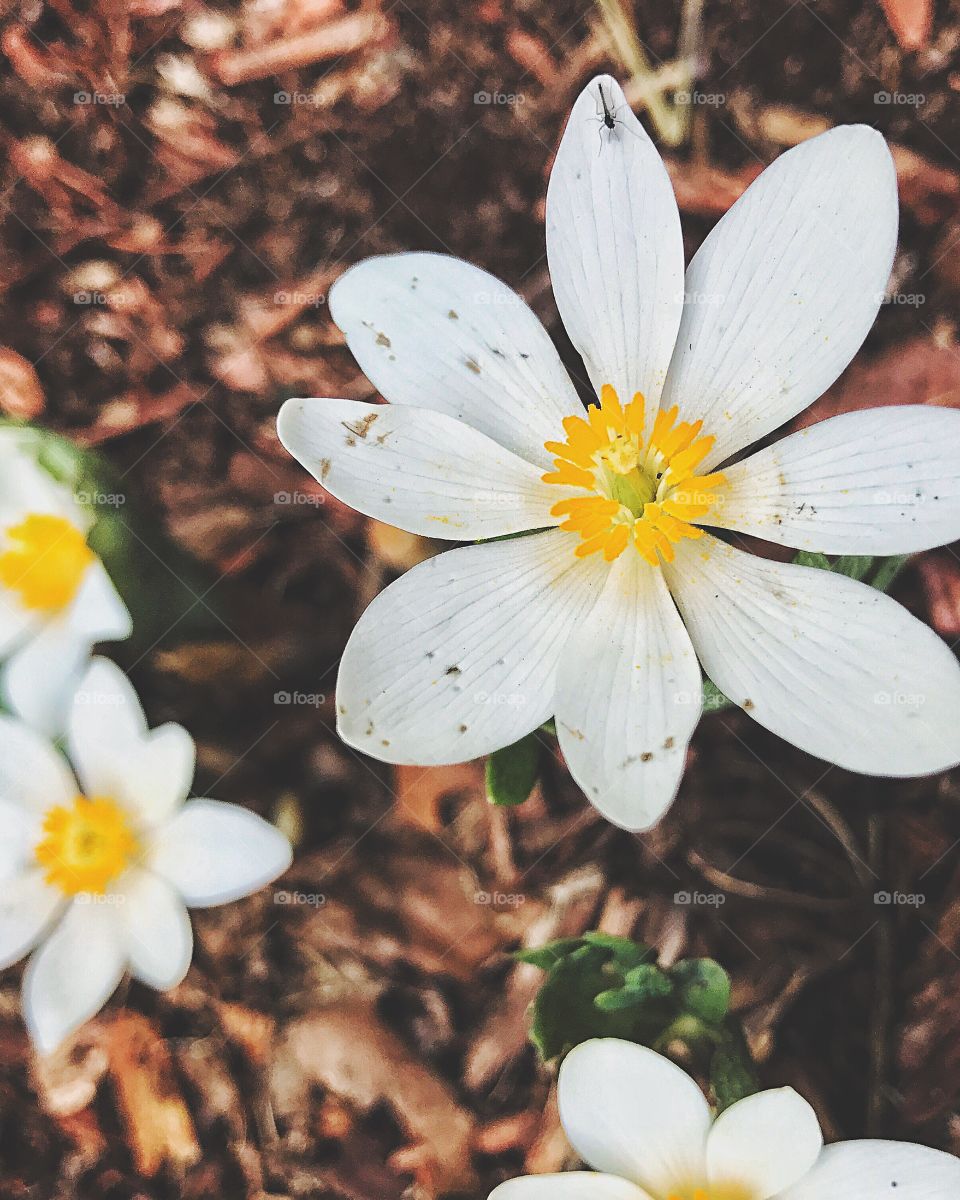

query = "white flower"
[0,657,292,1054]
[0,430,132,734]
[277,74,960,831]
[489,1038,960,1200]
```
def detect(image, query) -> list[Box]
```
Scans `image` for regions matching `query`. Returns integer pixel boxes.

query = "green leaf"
[515,937,585,970]
[670,958,731,1025]
[701,677,732,713]
[710,1028,760,1112]
[486,733,540,807]
[831,554,873,582]
[869,554,909,592]
[793,550,831,571]
[528,944,639,1060]
[581,931,652,969]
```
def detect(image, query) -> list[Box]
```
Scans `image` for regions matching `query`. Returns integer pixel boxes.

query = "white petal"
[707,1088,823,1199]
[0,591,38,656]
[0,714,77,812]
[64,560,132,643]
[328,252,581,469]
[777,1140,960,1200]
[707,406,960,554]
[665,535,960,776]
[337,530,607,765]
[119,869,193,990]
[69,658,194,826]
[0,799,41,880]
[489,1175,653,1200]
[277,398,558,538]
[0,431,86,527]
[147,799,292,908]
[557,1040,711,1195]
[1,624,91,736]
[554,554,701,830]
[22,900,124,1055]
[661,126,898,470]
[0,869,65,970]
[546,74,684,427]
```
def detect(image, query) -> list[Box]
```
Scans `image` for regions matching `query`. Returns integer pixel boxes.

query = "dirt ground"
[2,0,960,1197]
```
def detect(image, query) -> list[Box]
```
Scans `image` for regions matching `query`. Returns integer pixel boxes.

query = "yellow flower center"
[0,513,95,611]
[543,385,725,565]
[35,795,140,895]
[668,1187,755,1200]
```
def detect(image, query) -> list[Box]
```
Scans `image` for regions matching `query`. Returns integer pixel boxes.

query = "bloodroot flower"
[488,1038,960,1200]
[278,75,960,830]
[0,658,292,1054]
[0,430,131,734]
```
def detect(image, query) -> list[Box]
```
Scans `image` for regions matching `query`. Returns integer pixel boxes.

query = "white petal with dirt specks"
[277,397,559,539]
[336,530,607,765]
[546,74,684,432]
[554,553,701,830]
[777,1141,960,1200]
[661,126,897,470]
[704,406,960,553]
[664,535,960,776]
[329,252,582,469]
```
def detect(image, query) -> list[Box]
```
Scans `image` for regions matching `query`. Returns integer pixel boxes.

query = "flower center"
[35,795,139,895]
[0,513,94,611]
[542,385,725,565]
[667,1186,755,1200]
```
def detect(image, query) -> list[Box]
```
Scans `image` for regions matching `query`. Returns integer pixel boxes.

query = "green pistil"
[606,466,657,516]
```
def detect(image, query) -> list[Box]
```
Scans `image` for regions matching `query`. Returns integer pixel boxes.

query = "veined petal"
[0,869,66,970]
[328,252,582,469]
[277,398,558,538]
[147,800,292,908]
[546,74,684,429]
[489,1175,653,1200]
[119,868,193,990]
[706,406,960,554]
[336,530,607,765]
[661,126,897,470]
[0,714,77,813]
[69,659,194,827]
[707,1088,823,1199]
[777,1140,960,1200]
[22,899,125,1054]
[557,1040,711,1195]
[664,535,960,776]
[554,552,701,830]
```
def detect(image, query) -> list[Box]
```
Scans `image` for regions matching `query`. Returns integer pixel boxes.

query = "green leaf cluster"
[518,933,757,1110]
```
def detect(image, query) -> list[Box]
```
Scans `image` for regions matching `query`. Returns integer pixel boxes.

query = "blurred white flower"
[278,74,960,831]
[488,1038,960,1200]
[0,657,292,1054]
[0,430,131,734]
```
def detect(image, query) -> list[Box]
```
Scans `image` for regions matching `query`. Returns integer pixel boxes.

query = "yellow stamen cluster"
[543,384,725,565]
[0,513,94,612]
[35,795,139,895]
